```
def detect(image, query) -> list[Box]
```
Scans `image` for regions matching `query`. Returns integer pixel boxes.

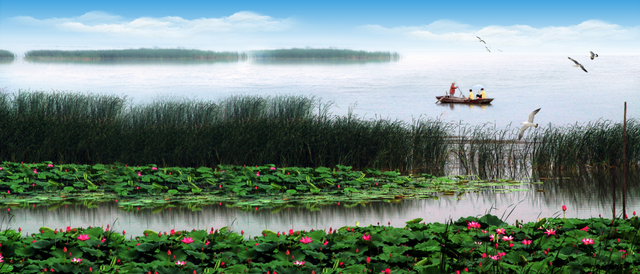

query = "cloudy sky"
[1,0,638,55]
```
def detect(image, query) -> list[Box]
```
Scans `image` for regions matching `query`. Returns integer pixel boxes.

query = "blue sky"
[1,0,639,54]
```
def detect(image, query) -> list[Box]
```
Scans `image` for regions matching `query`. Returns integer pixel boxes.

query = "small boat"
[436,95,493,104]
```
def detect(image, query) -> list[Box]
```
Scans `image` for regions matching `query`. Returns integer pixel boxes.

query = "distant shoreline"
[22,48,401,61]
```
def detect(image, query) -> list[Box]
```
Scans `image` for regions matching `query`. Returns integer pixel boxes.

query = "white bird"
[485,46,491,53]
[498,49,503,52]
[518,108,541,140]
[476,36,486,44]
[589,51,598,60]
[568,57,588,73]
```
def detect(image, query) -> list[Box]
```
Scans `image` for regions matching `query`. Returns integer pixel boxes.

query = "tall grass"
[250,48,401,60]
[0,90,637,175]
[24,49,244,60]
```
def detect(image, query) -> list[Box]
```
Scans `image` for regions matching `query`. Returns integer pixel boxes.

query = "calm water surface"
[1,55,638,128]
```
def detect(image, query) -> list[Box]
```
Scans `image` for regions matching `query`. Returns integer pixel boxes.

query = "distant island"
[24,48,246,61]
[0,50,15,61]
[251,48,400,60]
[21,48,401,61]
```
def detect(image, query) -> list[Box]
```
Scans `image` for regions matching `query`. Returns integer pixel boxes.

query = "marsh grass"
[250,48,400,60]
[24,48,243,60]
[0,90,637,175]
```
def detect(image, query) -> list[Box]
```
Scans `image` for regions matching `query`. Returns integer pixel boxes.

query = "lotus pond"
[0,162,539,211]
[1,213,639,273]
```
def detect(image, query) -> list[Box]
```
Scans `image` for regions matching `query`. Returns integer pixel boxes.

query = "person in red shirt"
[449,83,458,96]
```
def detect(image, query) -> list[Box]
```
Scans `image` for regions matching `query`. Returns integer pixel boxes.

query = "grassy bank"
[0,90,638,174]
[1,213,638,273]
[0,50,14,60]
[24,49,246,60]
[250,48,401,60]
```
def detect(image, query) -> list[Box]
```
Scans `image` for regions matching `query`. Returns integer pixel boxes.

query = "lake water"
[1,53,639,236]
[1,54,638,128]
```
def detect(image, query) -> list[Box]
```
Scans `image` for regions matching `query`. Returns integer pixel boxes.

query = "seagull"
[518,108,541,140]
[568,57,588,73]
[498,49,503,52]
[485,46,491,53]
[589,51,598,60]
[476,36,486,44]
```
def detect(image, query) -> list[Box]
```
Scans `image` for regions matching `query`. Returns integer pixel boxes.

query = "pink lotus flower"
[522,239,532,245]
[152,167,158,170]
[270,167,276,170]
[502,236,514,242]
[77,234,90,241]
[467,221,481,230]
[562,205,567,212]
[544,229,556,237]
[181,237,194,244]
[580,226,589,231]
[256,172,260,177]
[293,261,305,266]
[71,258,82,263]
[0,254,3,263]
[175,261,186,266]
[300,237,313,244]
[362,234,372,241]
[495,228,506,235]
[34,169,38,174]
[48,164,54,167]
[582,238,595,245]
[382,268,391,274]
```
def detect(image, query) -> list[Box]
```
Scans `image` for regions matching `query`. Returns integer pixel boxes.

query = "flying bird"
[498,49,503,52]
[518,108,541,140]
[568,57,588,73]
[589,51,598,60]
[485,46,491,53]
[476,36,486,44]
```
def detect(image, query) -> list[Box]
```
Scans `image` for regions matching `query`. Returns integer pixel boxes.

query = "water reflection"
[249,58,397,66]
[436,103,492,110]
[11,170,639,238]
[0,59,13,64]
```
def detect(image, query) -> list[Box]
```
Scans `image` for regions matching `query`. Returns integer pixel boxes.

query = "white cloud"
[361,20,639,51]
[9,11,293,38]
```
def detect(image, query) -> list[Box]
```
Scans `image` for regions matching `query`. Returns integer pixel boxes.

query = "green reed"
[0,50,14,59]
[250,48,400,60]
[24,48,242,60]
[0,90,637,175]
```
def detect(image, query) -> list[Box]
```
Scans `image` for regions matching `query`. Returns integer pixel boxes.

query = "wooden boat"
[436,95,493,104]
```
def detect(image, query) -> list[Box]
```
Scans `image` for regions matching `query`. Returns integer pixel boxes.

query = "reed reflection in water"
[10,171,639,237]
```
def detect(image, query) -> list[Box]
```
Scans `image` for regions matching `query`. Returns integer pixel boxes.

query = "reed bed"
[0,90,638,176]
[24,48,244,60]
[0,50,14,60]
[250,48,401,60]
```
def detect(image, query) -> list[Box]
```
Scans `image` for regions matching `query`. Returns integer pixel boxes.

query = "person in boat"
[449,83,458,97]
[468,89,476,100]
[477,88,486,99]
